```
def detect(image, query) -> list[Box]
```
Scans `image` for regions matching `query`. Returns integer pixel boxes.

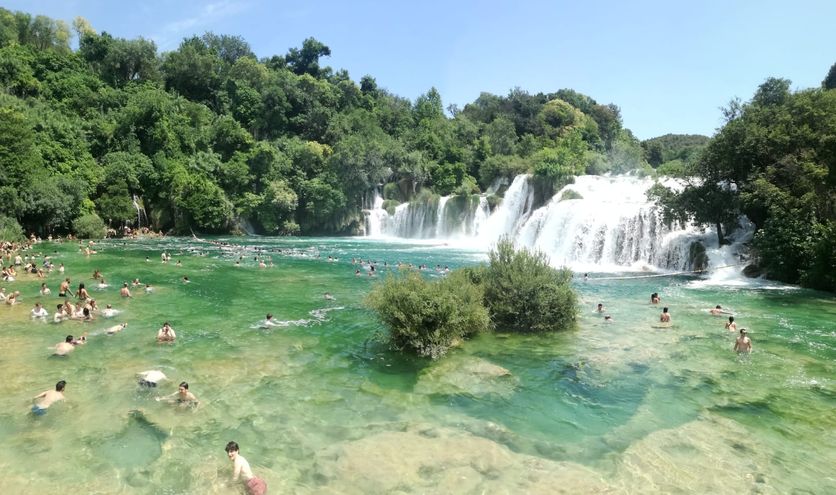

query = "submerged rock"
[313,426,612,494]
[414,355,517,398]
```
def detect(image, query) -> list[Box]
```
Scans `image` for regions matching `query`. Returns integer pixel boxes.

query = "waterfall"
[362,174,753,273]
[364,189,388,237]
[132,194,147,227]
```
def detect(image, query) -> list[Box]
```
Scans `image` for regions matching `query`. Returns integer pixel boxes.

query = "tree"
[286,37,331,77]
[824,62,836,90]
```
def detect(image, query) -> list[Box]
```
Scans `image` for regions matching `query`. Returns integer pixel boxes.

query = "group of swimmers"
[11,245,266,494]
[593,294,753,353]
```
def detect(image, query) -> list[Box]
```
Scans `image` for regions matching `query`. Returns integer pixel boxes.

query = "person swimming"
[596,303,605,313]
[725,316,737,332]
[157,322,176,342]
[324,292,335,301]
[660,307,671,323]
[156,381,199,406]
[710,305,731,315]
[106,323,128,335]
[31,380,66,416]
[54,335,76,356]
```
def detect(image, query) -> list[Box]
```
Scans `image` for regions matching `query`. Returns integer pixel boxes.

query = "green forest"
[0,8,834,290]
[0,8,640,240]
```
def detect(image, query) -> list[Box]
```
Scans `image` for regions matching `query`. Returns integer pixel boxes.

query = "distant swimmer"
[59,278,71,297]
[725,316,737,332]
[262,314,277,327]
[604,315,614,323]
[31,302,49,318]
[138,370,167,387]
[102,304,118,318]
[710,305,731,315]
[734,328,752,353]
[106,323,128,335]
[54,335,76,356]
[156,381,199,406]
[5,290,20,305]
[97,279,109,289]
[31,380,66,416]
[225,441,268,495]
[145,284,154,293]
[596,303,605,313]
[53,304,65,323]
[660,307,671,323]
[182,276,190,284]
[157,322,176,343]
[651,292,661,304]
[76,283,90,301]
[324,292,335,301]
[120,283,132,298]
[40,283,51,296]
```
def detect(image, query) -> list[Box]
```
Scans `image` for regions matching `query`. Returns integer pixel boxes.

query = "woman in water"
[157,322,176,343]
[76,283,90,301]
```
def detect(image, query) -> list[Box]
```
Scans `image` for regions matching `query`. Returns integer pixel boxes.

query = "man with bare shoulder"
[32,380,66,415]
[734,329,752,353]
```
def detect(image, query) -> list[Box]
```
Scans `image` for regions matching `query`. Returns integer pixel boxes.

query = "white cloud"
[153,0,250,50]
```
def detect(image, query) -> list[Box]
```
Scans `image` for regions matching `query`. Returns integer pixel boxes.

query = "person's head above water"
[266,313,273,320]
[55,380,66,391]
[729,316,735,323]
[225,441,240,455]
[179,381,189,390]
[663,307,669,312]
[65,335,73,343]
[715,305,722,309]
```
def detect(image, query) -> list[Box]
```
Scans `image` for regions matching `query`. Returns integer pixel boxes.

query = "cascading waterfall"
[363,174,753,274]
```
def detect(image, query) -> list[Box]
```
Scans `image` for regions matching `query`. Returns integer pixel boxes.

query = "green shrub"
[483,239,577,333]
[381,199,400,216]
[559,189,583,201]
[73,213,106,239]
[382,182,402,201]
[453,175,480,196]
[366,269,489,359]
[0,215,24,242]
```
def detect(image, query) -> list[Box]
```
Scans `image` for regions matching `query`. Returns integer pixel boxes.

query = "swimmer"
[132,278,141,287]
[97,279,108,289]
[54,335,76,356]
[40,283,51,296]
[5,290,20,305]
[709,305,731,315]
[225,441,268,495]
[120,283,132,298]
[584,273,589,281]
[734,328,752,353]
[157,322,176,342]
[71,334,87,345]
[725,316,737,332]
[76,283,89,300]
[137,370,167,387]
[355,269,361,277]
[156,381,199,406]
[660,307,671,323]
[53,304,64,323]
[263,313,277,327]
[604,315,614,323]
[106,323,128,335]
[31,302,48,318]
[31,380,66,416]
[59,278,70,297]
[596,303,605,313]
[145,284,154,293]
[651,292,661,304]
[102,304,117,318]
[324,292,335,301]
[182,276,190,284]
[0,287,5,301]
[58,263,65,273]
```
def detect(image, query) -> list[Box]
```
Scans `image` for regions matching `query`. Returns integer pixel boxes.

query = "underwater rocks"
[414,355,518,398]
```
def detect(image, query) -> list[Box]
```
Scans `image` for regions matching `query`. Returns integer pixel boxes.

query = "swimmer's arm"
[32,391,47,400]
[232,460,242,481]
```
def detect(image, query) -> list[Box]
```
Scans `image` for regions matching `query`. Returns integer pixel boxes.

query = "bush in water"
[483,238,577,333]
[366,269,489,359]
[72,213,107,239]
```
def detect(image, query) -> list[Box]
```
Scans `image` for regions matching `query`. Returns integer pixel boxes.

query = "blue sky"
[5,0,834,139]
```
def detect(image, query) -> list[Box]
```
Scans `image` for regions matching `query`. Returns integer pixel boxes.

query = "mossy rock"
[381,199,400,216]
[742,264,762,278]
[559,189,583,201]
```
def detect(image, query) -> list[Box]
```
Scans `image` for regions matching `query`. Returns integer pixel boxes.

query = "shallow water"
[0,237,833,494]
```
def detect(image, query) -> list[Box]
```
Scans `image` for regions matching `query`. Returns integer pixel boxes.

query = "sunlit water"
[0,237,833,494]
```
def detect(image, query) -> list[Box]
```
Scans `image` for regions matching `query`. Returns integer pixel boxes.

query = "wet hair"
[78,283,85,289]
[57,304,63,310]
[740,328,747,334]
[179,382,189,389]
[729,316,735,322]
[663,307,669,312]
[55,380,66,391]
[225,441,240,453]
[266,313,273,319]
[597,303,603,308]
[65,335,73,343]
[715,305,722,309]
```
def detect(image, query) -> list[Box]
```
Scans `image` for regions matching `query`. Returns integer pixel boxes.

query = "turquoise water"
[0,237,833,494]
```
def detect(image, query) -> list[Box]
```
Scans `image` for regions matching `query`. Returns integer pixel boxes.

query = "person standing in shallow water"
[734,328,752,353]
[225,441,267,495]
[660,307,671,323]
[725,316,737,332]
